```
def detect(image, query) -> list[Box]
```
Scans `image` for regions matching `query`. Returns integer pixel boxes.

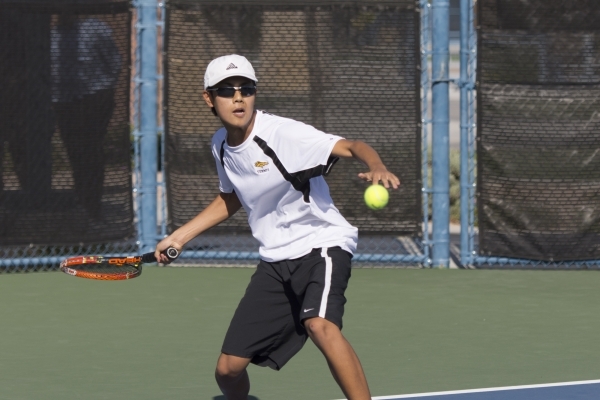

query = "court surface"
[354,380,600,399]
[2,267,600,400]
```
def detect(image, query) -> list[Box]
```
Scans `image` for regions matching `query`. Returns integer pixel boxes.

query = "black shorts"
[221,246,352,370]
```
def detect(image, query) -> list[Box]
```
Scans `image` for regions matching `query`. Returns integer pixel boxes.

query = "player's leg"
[304,317,370,400]
[296,247,371,400]
[215,353,251,400]
[217,259,308,398]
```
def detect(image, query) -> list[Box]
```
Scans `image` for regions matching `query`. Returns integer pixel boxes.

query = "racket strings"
[78,262,140,273]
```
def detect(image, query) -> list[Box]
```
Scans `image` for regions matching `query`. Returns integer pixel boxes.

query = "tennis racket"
[59,247,179,281]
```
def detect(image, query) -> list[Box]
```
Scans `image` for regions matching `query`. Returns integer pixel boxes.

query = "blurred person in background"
[51,13,121,219]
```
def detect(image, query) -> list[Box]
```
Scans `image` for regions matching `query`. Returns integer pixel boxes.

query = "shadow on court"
[213,396,260,400]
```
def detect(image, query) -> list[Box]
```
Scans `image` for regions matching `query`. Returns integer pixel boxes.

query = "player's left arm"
[331,139,400,189]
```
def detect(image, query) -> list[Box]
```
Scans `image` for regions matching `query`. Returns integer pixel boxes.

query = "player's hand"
[358,165,400,189]
[154,238,182,264]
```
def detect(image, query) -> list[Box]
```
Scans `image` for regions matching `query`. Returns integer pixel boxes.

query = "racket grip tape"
[140,247,179,263]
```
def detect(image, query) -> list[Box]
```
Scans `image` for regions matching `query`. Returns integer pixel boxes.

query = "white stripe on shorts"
[318,248,333,318]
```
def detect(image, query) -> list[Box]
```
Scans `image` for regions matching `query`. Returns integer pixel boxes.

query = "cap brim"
[205,72,258,89]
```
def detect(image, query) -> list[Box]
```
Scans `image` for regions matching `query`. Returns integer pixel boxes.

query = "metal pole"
[138,0,158,253]
[459,0,470,266]
[431,0,450,268]
[420,0,432,267]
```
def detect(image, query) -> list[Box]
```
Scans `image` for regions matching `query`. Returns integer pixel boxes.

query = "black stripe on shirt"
[219,140,226,168]
[253,136,339,203]
[218,140,236,195]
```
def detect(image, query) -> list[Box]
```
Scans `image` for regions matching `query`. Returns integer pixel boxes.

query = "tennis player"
[155,54,400,400]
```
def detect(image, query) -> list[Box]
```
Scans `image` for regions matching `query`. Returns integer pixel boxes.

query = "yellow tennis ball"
[364,184,389,210]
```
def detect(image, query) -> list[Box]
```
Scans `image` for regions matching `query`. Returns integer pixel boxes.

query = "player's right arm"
[154,191,242,262]
[332,139,400,189]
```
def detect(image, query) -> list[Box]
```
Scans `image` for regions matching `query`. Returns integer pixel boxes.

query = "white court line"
[333,379,600,400]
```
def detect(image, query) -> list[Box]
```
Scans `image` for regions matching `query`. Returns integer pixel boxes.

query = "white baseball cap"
[204,54,258,89]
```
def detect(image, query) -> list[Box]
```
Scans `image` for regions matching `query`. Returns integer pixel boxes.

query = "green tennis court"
[2,267,600,400]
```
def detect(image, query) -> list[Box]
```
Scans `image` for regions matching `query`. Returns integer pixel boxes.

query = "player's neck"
[224,110,257,147]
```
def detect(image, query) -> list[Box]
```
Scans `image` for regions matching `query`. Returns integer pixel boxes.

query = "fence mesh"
[477,0,600,261]
[0,0,134,266]
[164,0,422,263]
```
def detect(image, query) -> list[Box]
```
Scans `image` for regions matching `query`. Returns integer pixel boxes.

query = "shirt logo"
[226,63,238,70]
[254,160,270,174]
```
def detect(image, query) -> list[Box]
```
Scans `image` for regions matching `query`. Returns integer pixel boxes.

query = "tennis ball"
[364,184,389,210]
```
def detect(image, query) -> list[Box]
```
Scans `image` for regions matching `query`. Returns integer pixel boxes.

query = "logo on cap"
[226,63,238,70]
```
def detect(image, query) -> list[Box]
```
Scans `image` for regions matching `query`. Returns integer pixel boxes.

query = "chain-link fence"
[164,0,426,266]
[473,0,600,265]
[0,0,135,270]
[9,0,599,270]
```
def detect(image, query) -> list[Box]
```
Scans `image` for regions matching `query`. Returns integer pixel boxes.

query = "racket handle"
[165,247,179,260]
[141,247,179,263]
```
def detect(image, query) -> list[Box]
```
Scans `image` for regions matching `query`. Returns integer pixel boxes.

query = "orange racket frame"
[60,248,178,281]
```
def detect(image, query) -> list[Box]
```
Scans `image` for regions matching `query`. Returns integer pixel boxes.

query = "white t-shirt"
[211,110,358,262]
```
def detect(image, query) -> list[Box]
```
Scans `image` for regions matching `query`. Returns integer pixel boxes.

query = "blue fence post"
[431,0,450,268]
[459,0,470,266]
[138,0,159,253]
[420,0,432,267]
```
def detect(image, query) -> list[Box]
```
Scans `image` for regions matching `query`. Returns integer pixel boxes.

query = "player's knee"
[215,354,247,381]
[304,317,340,340]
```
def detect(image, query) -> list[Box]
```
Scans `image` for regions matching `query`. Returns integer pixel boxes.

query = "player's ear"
[203,91,218,116]
[203,90,214,108]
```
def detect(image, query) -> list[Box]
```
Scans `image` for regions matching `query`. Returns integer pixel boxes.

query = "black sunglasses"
[207,85,257,98]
